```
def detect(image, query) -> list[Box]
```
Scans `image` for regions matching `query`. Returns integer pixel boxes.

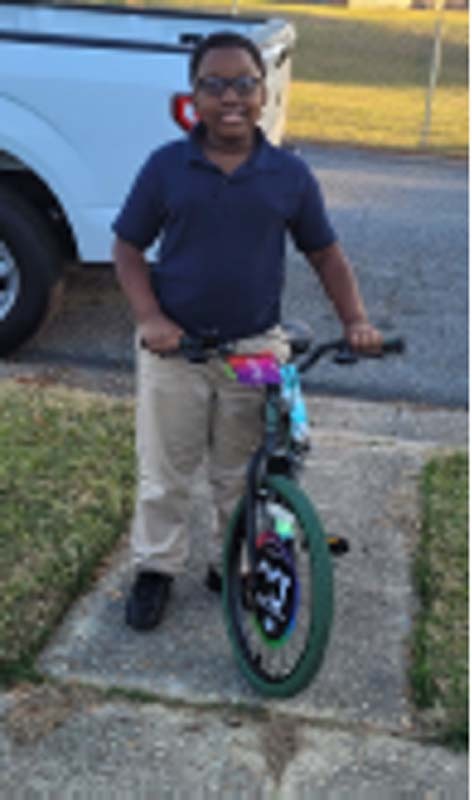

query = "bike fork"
[244,445,268,576]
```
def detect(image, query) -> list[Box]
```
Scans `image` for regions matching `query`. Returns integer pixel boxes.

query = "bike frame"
[244,379,305,573]
[178,331,404,575]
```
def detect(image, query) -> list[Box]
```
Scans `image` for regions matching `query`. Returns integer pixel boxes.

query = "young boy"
[112,32,382,631]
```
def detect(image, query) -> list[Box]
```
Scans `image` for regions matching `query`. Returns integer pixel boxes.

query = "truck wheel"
[0,186,63,357]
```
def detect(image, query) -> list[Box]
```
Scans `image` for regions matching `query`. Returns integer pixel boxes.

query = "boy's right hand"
[139,314,184,354]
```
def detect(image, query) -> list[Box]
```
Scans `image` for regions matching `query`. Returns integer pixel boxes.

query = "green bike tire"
[222,475,334,698]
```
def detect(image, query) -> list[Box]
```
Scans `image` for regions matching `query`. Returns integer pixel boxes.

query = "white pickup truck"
[0,1,295,355]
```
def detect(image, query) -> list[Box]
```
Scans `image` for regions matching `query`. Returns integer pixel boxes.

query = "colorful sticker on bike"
[224,353,281,386]
[251,532,299,647]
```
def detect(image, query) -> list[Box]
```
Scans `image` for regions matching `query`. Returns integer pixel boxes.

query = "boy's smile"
[192,47,266,152]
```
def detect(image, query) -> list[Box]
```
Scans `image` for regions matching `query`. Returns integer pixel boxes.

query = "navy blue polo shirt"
[113,124,337,341]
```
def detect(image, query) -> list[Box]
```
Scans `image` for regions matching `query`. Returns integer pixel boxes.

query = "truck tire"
[0,185,63,357]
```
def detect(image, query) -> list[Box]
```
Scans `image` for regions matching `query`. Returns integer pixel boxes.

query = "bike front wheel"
[222,475,333,698]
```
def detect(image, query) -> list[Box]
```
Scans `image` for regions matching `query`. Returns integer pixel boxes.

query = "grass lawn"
[141,1,468,156]
[410,451,468,749]
[283,8,467,156]
[0,380,135,684]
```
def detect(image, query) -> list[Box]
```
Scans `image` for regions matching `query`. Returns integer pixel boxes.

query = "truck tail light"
[172,93,199,131]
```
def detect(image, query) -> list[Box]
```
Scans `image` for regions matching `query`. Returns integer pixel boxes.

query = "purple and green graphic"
[223,353,281,386]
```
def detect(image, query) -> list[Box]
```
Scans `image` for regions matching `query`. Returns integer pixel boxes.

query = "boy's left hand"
[345,320,383,354]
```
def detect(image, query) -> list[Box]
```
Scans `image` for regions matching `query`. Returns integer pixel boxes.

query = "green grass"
[133,1,468,156]
[0,381,135,685]
[285,9,468,156]
[410,451,468,749]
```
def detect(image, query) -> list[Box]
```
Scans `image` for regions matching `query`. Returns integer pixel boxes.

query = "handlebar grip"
[333,337,405,364]
[179,335,207,363]
[381,337,406,355]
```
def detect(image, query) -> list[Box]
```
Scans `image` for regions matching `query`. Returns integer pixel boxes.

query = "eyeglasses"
[195,75,262,98]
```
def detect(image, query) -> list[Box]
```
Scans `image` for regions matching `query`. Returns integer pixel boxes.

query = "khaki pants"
[131,326,290,576]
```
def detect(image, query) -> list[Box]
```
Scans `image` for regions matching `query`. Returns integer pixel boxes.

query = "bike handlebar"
[178,334,233,363]
[150,333,406,369]
[297,336,406,373]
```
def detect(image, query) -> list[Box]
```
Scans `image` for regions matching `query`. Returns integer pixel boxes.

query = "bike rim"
[227,486,316,685]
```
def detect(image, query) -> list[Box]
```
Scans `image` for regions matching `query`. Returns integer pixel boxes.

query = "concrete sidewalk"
[1,396,468,797]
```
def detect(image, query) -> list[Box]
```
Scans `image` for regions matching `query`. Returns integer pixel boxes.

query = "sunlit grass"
[287,81,467,156]
[281,8,467,155]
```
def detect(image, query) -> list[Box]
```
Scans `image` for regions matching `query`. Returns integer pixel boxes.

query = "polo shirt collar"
[185,122,280,174]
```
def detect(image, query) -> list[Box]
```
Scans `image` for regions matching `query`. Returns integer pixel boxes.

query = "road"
[8,145,468,408]
[284,145,468,407]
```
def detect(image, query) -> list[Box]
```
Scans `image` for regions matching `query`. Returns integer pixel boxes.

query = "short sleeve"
[112,152,167,251]
[288,161,337,254]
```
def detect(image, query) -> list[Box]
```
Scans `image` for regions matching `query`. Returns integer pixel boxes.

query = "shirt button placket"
[214,173,231,215]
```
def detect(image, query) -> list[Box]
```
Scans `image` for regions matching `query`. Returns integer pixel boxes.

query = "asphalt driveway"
[284,144,468,407]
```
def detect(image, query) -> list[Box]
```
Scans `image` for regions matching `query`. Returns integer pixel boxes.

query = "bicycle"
[179,323,405,698]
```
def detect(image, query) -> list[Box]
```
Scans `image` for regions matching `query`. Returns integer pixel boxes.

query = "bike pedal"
[327,536,350,556]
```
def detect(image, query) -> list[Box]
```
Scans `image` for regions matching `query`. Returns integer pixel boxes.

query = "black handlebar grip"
[179,335,206,363]
[381,337,406,355]
[335,336,406,365]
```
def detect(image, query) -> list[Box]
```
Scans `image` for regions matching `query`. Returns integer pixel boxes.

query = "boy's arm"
[307,242,382,352]
[113,237,183,353]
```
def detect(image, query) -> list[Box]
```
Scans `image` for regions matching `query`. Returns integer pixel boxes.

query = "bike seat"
[282,320,313,355]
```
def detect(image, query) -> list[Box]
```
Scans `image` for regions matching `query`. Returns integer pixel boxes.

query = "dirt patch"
[5,682,103,745]
[258,713,301,786]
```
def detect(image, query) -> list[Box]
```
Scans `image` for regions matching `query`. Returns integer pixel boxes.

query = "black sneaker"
[125,571,173,631]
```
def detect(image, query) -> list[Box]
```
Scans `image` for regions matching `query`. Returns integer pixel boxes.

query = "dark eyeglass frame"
[195,75,263,98]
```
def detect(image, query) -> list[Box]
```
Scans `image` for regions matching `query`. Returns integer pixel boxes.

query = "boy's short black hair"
[189,31,266,83]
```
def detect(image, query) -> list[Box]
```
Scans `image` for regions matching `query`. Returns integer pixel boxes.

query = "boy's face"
[192,47,266,143]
